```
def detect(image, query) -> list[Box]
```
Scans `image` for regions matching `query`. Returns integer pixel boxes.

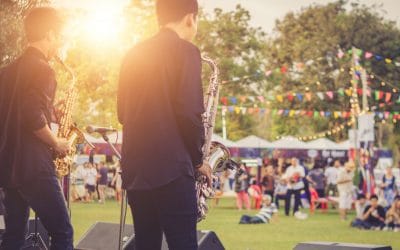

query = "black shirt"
[363,205,386,225]
[118,28,205,190]
[0,47,57,188]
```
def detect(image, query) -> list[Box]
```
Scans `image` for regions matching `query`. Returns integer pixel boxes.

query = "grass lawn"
[71,197,399,250]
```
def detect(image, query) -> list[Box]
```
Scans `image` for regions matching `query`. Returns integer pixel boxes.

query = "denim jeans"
[285,189,301,216]
[127,175,197,250]
[0,174,73,250]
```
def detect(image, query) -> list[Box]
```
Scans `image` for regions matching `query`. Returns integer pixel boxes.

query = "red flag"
[385,92,392,102]
[287,93,294,102]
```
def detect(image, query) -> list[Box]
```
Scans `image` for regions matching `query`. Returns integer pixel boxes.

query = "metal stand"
[100,134,127,250]
[23,215,48,250]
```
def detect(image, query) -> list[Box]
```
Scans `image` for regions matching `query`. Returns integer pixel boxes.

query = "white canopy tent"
[236,135,273,148]
[306,138,343,150]
[211,134,239,148]
[271,136,309,149]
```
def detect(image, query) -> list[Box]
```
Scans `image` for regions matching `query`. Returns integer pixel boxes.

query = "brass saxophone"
[196,56,239,222]
[53,57,84,177]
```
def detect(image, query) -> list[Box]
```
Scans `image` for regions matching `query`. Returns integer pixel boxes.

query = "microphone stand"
[99,133,126,250]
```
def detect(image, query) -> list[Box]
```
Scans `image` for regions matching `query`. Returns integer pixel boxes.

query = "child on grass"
[239,195,278,224]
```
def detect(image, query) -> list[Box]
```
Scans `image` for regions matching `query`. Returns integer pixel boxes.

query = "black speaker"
[123,230,224,250]
[75,222,134,250]
[76,222,225,250]
[294,242,392,250]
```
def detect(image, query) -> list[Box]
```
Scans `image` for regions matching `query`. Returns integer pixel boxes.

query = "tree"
[263,0,400,143]
[0,0,48,66]
[195,5,268,140]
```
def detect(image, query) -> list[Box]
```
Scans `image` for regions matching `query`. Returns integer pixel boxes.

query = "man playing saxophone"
[117,0,211,249]
[0,7,73,250]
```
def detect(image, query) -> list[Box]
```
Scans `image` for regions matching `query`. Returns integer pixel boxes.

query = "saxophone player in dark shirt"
[118,0,211,249]
[0,7,73,250]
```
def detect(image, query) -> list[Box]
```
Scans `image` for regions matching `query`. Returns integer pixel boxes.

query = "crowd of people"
[70,161,122,203]
[221,157,399,231]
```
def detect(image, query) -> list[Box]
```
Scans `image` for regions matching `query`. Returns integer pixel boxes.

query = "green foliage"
[264,0,400,141]
[0,0,49,66]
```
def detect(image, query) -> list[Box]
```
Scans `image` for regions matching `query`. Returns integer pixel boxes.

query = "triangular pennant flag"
[248,108,254,114]
[287,93,294,102]
[289,110,296,117]
[316,92,324,100]
[345,88,353,96]
[337,49,344,59]
[333,112,339,119]
[296,93,303,102]
[295,110,301,115]
[375,55,383,61]
[307,111,313,117]
[300,110,306,116]
[265,70,272,77]
[326,91,334,99]
[239,96,247,103]
[278,109,284,115]
[280,66,288,74]
[366,89,371,97]
[276,95,283,102]
[248,96,255,102]
[296,63,304,70]
[395,62,400,67]
[259,108,266,115]
[305,92,312,101]
[241,107,247,115]
[284,110,290,116]
[338,88,345,96]
[314,111,319,118]
[384,111,390,119]
[272,109,277,116]
[385,92,392,102]
[365,52,373,59]
[220,97,228,105]
[228,106,234,113]
[374,91,380,101]
[257,96,265,103]
[356,49,363,56]
[385,58,393,64]
[320,111,325,117]
[234,107,241,114]
[325,111,332,117]
[230,97,237,104]
[357,88,363,96]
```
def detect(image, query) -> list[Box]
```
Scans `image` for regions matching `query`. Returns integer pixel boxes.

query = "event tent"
[236,135,273,148]
[270,136,309,149]
[306,138,343,150]
[211,134,239,148]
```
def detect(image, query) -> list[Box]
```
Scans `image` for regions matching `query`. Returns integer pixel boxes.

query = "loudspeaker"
[294,242,392,250]
[76,222,225,250]
[75,222,134,250]
[123,230,224,250]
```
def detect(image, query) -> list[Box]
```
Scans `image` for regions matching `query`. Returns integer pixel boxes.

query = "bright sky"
[199,0,400,32]
[54,0,400,34]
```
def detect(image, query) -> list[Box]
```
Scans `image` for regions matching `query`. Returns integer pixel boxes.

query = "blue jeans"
[127,175,197,250]
[0,174,73,250]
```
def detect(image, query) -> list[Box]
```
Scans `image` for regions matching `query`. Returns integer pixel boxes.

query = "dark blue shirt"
[0,47,57,188]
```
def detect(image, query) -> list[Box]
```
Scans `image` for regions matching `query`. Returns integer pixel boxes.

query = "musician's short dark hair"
[24,7,64,42]
[156,0,198,26]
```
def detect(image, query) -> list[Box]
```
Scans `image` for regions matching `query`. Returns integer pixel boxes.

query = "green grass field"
[71,198,399,250]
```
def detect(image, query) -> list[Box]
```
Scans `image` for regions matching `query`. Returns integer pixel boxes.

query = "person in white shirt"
[337,161,355,220]
[84,162,98,202]
[324,160,340,197]
[284,158,305,216]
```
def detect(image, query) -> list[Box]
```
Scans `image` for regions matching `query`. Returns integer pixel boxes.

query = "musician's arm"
[175,45,205,168]
[33,125,59,148]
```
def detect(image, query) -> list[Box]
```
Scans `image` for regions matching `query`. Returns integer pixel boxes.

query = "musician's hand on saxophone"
[196,161,212,187]
[54,138,71,157]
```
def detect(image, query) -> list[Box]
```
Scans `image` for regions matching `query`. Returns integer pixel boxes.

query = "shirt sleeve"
[21,66,52,131]
[174,44,205,168]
